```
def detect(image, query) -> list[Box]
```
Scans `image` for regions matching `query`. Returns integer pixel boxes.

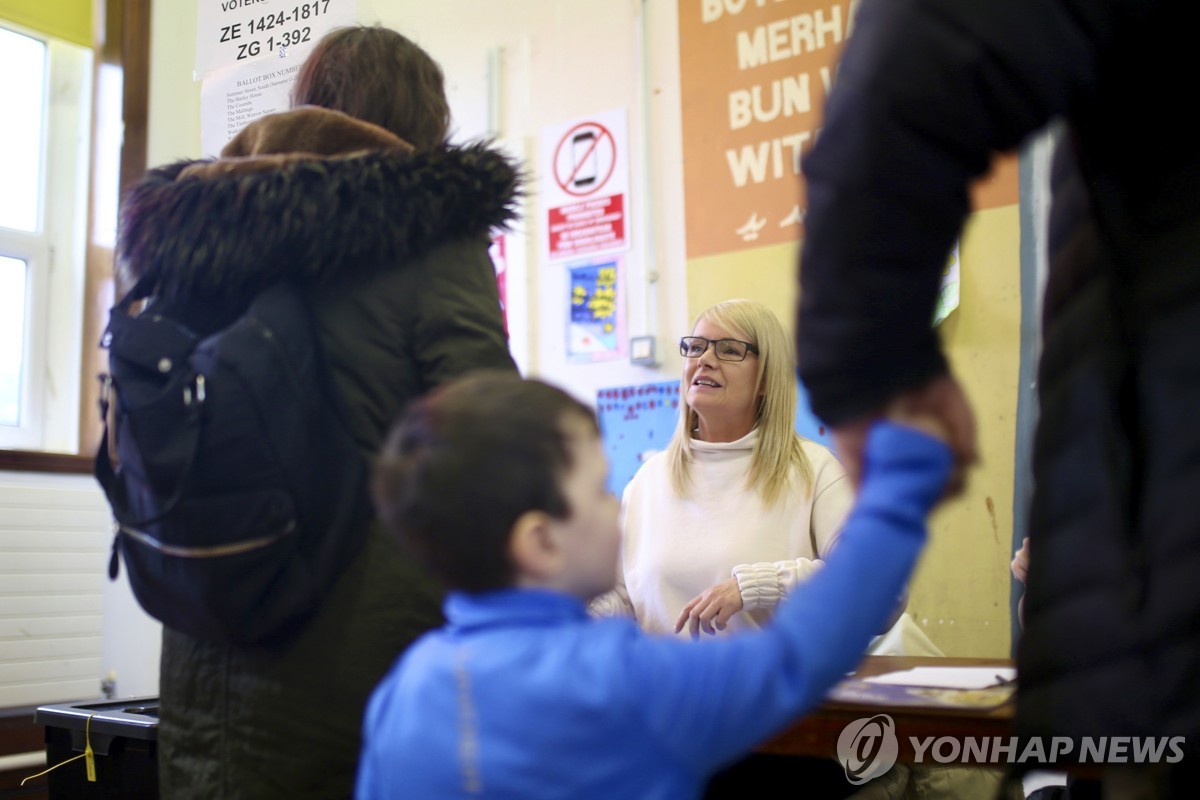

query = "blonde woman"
[593,299,883,639]
[593,299,954,797]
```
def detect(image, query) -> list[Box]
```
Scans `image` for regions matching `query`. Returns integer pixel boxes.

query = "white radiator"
[0,471,159,708]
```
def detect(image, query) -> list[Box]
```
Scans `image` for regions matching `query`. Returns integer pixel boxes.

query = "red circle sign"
[553,121,617,197]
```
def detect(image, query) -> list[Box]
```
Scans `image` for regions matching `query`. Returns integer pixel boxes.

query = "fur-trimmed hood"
[117,107,522,301]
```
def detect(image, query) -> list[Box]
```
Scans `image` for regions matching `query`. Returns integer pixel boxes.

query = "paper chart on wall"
[194,0,357,79]
[199,57,305,156]
[196,0,357,156]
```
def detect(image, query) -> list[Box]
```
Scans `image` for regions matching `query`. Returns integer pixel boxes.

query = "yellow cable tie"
[20,753,86,786]
[85,713,97,782]
[19,712,100,787]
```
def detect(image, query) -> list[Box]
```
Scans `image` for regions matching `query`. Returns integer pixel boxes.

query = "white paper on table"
[862,666,1016,690]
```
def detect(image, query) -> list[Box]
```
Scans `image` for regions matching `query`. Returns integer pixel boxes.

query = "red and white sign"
[548,195,626,260]
[541,108,630,261]
[489,233,509,333]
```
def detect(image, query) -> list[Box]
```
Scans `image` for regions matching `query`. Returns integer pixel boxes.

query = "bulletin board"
[597,381,679,497]
[598,379,835,498]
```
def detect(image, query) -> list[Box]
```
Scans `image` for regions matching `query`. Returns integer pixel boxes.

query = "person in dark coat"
[795,0,1199,795]
[115,26,520,799]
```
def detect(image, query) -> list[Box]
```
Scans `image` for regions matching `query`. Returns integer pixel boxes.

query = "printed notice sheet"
[197,0,356,155]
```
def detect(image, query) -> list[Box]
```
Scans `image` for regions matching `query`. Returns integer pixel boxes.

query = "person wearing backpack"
[112,26,519,799]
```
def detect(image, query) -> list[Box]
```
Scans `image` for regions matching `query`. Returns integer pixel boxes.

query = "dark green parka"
[116,105,521,799]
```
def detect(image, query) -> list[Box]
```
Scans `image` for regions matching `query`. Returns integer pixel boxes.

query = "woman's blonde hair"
[666,299,813,504]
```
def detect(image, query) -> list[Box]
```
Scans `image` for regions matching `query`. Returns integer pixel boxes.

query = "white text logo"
[838,714,1186,778]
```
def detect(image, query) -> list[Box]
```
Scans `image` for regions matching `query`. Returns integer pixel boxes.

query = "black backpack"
[94,278,371,645]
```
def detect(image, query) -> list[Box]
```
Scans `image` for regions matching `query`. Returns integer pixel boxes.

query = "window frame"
[0,242,49,450]
[0,24,54,450]
[0,0,149,472]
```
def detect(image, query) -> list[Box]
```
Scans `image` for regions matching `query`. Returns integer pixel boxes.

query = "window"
[0,26,45,231]
[0,256,30,427]
[0,25,46,448]
[0,22,92,451]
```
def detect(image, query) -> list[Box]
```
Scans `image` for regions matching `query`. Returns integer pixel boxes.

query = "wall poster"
[566,254,625,363]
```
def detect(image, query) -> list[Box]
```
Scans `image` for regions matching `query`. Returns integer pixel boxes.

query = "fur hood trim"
[117,139,522,301]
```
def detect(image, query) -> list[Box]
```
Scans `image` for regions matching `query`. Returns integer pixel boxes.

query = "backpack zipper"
[117,519,297,558]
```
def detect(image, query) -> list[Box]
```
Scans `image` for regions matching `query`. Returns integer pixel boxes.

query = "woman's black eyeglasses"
[679,337,759,362]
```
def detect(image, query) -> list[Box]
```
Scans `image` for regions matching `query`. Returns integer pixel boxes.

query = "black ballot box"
[34,698,158,800]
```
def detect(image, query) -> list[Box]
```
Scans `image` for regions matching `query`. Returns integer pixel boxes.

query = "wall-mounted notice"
[567,255,626,363]
[490,233,509,333]
[200,58,304,155]
[597,381,680,497]
[195,0,357,78]
[541,108,630,261]
[596,377,836,498]
[678,0,854,260]
[196,0,357,155]
[677,0,1019,261]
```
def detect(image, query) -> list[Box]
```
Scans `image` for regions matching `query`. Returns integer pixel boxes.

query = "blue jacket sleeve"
[627,422,952,772]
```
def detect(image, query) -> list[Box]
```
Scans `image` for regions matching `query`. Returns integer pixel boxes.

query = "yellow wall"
[0,0,91,47]
[685,205,1022,658]
[910,206,1021,657]
[686,240,799,330]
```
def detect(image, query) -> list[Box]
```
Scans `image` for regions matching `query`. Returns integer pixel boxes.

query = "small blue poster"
[567,256,624,362]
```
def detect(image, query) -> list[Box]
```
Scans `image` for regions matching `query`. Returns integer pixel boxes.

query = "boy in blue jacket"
[357,372,951,799]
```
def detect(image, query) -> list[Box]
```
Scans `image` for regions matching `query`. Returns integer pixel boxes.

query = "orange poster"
[678,0,1017,260]
[679,0,852,259]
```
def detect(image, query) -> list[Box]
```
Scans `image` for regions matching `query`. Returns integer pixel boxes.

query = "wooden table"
[760,655,1017,764]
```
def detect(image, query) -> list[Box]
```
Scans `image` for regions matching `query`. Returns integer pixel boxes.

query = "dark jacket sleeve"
[795,0,1129,425]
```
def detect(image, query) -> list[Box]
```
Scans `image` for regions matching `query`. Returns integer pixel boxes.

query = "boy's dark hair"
[373,372,599,593]
[291,25,451,150]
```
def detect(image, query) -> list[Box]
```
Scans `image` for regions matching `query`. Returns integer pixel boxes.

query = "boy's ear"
[509,510,564,582]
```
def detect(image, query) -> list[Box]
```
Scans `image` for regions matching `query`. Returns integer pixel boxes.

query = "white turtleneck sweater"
[594,428,854,637]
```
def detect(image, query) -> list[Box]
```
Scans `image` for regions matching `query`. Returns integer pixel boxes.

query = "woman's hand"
[675,578,744,638]
[1011,537,1031,630]
[1011,537,1031,584]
